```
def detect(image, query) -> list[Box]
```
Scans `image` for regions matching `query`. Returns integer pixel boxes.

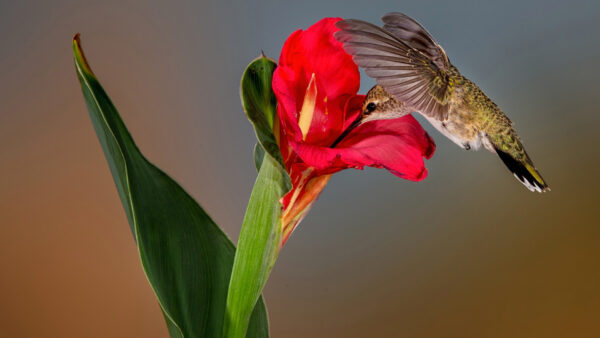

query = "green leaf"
[241,56,284,167]
[73,34,269,338]
[223,58,292,338]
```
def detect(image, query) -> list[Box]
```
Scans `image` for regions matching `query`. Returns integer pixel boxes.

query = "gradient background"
[2,0,599,337]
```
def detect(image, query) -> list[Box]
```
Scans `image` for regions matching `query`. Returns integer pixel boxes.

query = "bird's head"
[331,85,410,148]
[360,85,408,123]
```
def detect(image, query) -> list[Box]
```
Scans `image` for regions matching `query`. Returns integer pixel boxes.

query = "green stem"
[223,154,290,338]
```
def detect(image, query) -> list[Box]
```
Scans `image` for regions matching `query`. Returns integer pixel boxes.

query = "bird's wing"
[335,13,454,121]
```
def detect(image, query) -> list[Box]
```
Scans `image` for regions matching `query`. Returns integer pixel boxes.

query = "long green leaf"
[73,34,269,338]
[223,56,291,338]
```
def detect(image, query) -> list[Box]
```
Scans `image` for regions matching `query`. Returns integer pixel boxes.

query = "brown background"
[1,0,599,337]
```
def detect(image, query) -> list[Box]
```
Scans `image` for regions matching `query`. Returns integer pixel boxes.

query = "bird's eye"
[365,102,377,114]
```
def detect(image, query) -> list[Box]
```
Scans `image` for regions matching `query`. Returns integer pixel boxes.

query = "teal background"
[1,0,599,337]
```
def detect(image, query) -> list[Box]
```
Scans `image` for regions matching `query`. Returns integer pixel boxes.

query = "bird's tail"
[493,144,549,193]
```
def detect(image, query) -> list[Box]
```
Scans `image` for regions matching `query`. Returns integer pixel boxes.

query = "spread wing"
[335,13,454,121]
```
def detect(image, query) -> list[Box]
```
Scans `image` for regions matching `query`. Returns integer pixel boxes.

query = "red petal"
[272,18,360,146]
[272,62,303,143]
[277,18,359,100]
[290,115,436,181]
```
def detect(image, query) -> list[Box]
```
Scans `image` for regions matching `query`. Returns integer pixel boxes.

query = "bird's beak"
[330,114,363,148]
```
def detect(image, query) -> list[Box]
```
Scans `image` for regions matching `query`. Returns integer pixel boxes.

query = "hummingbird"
[333,12,549,192]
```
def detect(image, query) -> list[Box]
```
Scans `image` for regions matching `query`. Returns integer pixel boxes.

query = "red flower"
[272,18,435,245]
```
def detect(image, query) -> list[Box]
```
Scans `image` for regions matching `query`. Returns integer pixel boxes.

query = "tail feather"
[494,147,549,193]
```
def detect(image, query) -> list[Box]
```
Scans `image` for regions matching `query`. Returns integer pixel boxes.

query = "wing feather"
[381,12,450,70]
[335,14,455,121]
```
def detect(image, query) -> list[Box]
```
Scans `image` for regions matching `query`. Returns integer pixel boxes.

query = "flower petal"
[291,114,436,181]
[273,18,360,147]
[278,18,359,100]
[272,61,303,143]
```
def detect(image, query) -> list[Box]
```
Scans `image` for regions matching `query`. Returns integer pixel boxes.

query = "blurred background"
[2,0,599,337]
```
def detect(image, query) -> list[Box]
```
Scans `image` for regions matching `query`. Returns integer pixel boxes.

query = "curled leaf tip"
[72,33,94,75]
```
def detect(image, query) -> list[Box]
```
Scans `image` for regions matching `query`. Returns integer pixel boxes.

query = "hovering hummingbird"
[333,12,549,192]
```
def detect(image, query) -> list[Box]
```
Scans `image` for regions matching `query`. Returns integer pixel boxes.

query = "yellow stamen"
[298,73,317,140]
